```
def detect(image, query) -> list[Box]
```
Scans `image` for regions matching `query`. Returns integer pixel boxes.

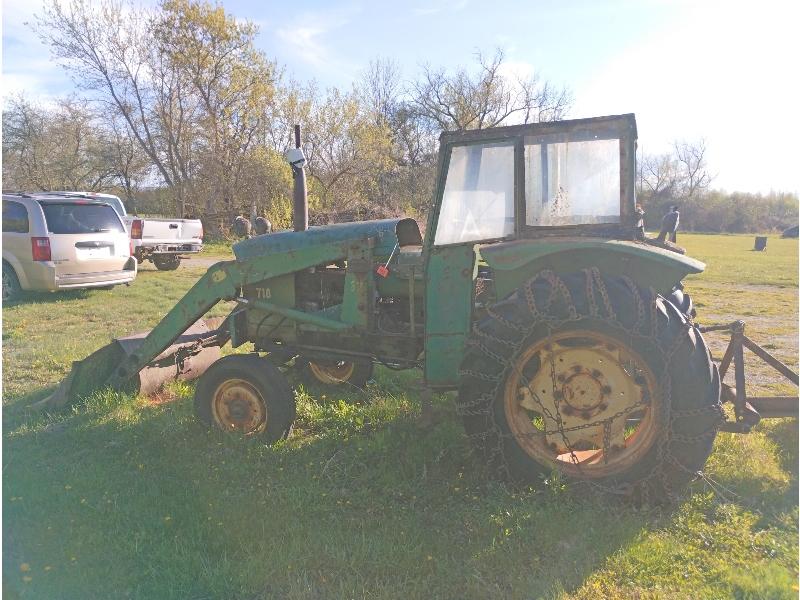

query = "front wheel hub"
[211,378,267,435]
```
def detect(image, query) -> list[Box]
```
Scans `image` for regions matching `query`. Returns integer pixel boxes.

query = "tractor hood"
[233,219,420,261]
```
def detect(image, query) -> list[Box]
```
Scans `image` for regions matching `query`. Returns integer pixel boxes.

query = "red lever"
[376,242,399,278]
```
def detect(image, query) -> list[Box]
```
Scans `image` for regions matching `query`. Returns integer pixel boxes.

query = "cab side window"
[2,200,30,233]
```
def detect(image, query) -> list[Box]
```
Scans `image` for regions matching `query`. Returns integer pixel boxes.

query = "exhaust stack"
[291,124,308,232]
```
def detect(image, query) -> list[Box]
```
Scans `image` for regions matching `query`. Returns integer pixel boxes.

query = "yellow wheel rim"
[503,330,660,479]
[211,378,267,435]
[308,361,356,385]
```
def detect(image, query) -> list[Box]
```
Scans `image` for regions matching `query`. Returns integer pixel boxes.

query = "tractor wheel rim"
[211,378,267,435]
[308,361,355,385]
[503,330,660,479]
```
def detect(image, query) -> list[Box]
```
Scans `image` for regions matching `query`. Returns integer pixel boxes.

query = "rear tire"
[153,255,181,271]
[2,263,22,303]
[194,354,296,444]
[457,269,722,502]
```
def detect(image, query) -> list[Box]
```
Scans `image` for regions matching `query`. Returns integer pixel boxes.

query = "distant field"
[3,232,797,599]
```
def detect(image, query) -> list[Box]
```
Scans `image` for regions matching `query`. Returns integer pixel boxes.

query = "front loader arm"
[106,261,241,388]
[43,219,413,409]
[46,236,369,408]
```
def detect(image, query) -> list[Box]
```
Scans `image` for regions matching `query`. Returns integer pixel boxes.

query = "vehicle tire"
[194,354,296,443]
[153,255,181,271]
[300,358,374,389]
[2,263,22,303]
[457,268,722,502]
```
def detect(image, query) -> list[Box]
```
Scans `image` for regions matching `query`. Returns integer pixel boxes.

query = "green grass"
[681,233,798,288]
[3,233,798,599]
[199,239,236,260]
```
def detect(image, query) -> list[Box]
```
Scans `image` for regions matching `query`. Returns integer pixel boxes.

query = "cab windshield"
[434,142,515,246]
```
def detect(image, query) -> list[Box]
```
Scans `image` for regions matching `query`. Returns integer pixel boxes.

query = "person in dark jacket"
[657,205,680,242]
[635,203,646,240]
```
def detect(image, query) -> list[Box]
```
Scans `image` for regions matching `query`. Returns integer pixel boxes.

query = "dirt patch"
[146,388,179,405]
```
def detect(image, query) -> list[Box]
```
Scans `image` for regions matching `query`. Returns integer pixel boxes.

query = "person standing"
[635,203,646,240]
[657,205,680,243]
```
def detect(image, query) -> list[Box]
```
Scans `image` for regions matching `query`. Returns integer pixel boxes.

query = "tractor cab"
[426,113,637,250]
[420,114,702,387]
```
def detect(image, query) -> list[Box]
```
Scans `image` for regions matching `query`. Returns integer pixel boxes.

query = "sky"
[2,0,799,194]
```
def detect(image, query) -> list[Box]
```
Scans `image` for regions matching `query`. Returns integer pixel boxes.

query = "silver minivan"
[2,193,137,301]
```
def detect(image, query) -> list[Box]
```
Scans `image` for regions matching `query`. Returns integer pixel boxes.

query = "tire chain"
[458,268,724,503]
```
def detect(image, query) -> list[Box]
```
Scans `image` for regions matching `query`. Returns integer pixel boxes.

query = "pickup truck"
[36,192,204,270]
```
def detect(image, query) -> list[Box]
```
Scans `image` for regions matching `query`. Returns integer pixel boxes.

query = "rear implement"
[701,321,799,431]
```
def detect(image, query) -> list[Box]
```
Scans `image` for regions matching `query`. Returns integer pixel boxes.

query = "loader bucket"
[36,319,223,410]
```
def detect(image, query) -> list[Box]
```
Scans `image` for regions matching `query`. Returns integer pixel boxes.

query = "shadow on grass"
[5,288,97,306]
[2,381,668,600]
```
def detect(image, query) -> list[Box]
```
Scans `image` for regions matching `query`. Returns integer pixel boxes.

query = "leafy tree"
[637,141,797,233]
[34,0,278,223]
[303,87,394,219]
[155,0,278,215]
[35,0,199,215]
[2,95,136,192]
[410,48,572,131]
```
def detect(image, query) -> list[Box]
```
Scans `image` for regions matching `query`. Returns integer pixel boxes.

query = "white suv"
[2,193,137,301]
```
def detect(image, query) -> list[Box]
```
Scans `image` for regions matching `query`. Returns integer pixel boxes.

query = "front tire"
[194,354,296,443]
[153,254,181,271]
[457,269,722,502]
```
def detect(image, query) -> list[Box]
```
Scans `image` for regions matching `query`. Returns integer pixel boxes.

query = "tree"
[34,0,278,221]
[637,139,712,231]
[354,59,439,217]
[674,139,711,199]
[634,141,795,233]
[155,0,278,215]
[303,87,394,219]
[106,114,152,211]
[2,96,120,191]
[358,58,402,128]
[34,0,199,214]
[409,48,572,131]
[638,152,669,198]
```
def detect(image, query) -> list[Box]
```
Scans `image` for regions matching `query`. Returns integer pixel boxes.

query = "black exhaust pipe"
[292,124,309,232]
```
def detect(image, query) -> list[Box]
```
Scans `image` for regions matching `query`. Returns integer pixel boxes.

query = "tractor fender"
[477,238,705,300]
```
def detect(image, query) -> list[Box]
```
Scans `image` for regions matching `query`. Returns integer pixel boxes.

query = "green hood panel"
[233,219,405,261]
[478,238,705,299]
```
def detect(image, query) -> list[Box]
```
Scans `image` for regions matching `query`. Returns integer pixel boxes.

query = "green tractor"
[48,114,732,499]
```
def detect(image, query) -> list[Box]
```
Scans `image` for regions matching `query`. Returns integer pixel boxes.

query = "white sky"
[2,0,799,194]
[572,1,800,194]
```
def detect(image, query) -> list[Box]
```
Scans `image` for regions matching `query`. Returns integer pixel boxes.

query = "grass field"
[3,233,798,599]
